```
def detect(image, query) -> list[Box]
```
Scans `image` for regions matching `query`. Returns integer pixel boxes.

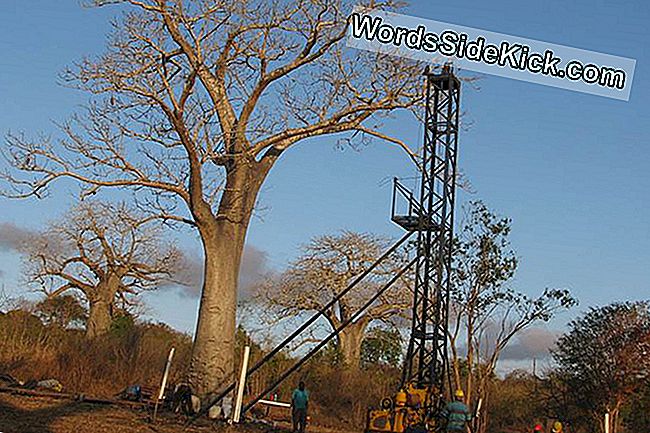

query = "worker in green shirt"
[442,389,472,432]
[291,381,309,433]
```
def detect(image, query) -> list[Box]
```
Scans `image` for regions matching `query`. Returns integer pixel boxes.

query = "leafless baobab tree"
[2,0,424,398]
[23,201,180,338]
[257,231,412,370]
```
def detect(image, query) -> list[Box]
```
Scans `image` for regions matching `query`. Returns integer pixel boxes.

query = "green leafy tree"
[487,370,541,433]
[552,301,650,433]
[623,382,650,432]
[34,294,87,329]
[360,327,402,369]
[109,308,137,338]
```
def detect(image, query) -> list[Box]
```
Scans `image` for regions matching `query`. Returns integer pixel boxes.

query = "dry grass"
[0,310,192,397]
[0,308,396,431]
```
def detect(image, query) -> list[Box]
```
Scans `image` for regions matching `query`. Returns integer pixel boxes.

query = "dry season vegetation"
[3,298,648,433]
[1,207,648,432]
[0,300,401,429]
[0,1,648,433]
[0,306,192,396]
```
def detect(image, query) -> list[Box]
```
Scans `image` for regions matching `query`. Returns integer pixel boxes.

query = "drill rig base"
[366,384,440,433]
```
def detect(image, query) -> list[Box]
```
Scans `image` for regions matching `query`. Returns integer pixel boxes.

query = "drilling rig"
[366,65,460,433]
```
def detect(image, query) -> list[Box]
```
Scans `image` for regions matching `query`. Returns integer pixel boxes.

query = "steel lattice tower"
[394,65,460,414]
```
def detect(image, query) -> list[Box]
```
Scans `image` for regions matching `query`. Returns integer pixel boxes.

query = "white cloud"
[169,244,271,300]
[500,327,560,361]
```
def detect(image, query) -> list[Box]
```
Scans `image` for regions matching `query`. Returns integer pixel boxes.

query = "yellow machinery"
[366,384,439,433]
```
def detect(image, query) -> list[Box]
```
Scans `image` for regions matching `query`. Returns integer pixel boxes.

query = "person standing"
[442,389,472,432]
[292,381,309,433]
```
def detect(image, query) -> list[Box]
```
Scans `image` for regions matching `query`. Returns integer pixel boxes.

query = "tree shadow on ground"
[0,397,102,433]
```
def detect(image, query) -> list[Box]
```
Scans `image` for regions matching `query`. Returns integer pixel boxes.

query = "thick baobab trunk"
[86,297,112,338]
[338,321,368,370]
[85,277,119,338]
[189,161,267,401]
[189,221,244,400]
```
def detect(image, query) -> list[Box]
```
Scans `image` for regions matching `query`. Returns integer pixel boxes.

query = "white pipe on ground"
[257,399,291,408]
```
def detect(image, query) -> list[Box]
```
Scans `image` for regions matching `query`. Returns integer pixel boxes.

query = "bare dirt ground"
[0,392,306,433]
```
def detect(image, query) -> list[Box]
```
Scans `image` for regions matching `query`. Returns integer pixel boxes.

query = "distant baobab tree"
[23,201,180,338]
[2,0,424,399]
[257,231,412,371]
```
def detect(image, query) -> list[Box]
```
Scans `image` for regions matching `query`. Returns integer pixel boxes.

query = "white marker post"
[232,345,251,423]
[153,347,175,423]
[604,412,611,433]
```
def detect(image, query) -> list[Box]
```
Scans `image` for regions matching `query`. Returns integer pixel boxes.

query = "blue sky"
[1,0,649,347]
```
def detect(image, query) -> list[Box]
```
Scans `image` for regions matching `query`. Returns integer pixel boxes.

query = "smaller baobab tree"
[23,200,181,338]
[257,231,412,370]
